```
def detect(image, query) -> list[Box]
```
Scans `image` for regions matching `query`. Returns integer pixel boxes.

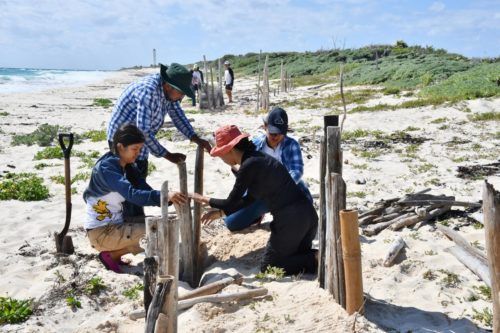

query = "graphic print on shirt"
[92,199,112,221]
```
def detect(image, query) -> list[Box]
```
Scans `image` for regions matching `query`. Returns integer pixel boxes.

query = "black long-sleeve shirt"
[209,150,306,214]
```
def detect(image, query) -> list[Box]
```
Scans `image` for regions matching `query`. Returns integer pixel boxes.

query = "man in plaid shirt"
[107,63,211,178]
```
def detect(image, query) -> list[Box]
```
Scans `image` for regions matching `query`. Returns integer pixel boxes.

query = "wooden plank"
[483,181,500,332]
[448,246,491,287]
[144,256,158,316]
[383,237,405,267]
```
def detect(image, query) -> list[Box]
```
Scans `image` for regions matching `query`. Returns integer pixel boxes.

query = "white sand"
[0,68,498,332]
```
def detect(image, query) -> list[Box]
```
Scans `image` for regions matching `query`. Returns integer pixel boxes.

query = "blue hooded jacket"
[83,152,160,207]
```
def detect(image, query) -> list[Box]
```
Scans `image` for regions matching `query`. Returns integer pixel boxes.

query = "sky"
[1,0,499,70]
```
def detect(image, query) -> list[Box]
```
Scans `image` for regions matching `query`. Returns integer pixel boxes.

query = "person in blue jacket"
[203,107,312,232]
[83,124,186,273]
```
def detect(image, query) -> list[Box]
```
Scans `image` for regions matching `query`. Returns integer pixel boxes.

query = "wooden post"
[327,126,342,175]
[175,162,195,286]
[318,116,339,289]
[280,60,285,93]
[193,146,204,283]
[210,65,215,109]
[325,173,346,306]
[262,55,270,112]
[144,256,158,316]
[256,50,262,113]
[145,275,175,333]
[218,58,222,90]
[483,181,500,332]
[340,209,363,315]
[203,55,212,110]
[318,137,326,288]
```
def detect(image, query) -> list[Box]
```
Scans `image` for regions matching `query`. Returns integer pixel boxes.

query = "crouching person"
[190,125,318,275]
[83,124,186,273]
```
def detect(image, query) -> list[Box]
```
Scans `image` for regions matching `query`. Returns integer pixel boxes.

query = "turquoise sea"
[0,67,110,93]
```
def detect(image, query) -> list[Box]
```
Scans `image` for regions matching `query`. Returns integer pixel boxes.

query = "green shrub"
[34,147,64,160]
[468,112,500,122]
[12,124,67,147]
[93,98,113,108]
[472,307,493,327]
[255,266,285,281]
[122,283,143,300]
[0,173,50,201]
[85,277,107,295]
[0,112,9,116]
[421,62,500,101]
[0,297,32,324]
[80,129,107,142]
[65,292,81,309]
[50,172,90,185]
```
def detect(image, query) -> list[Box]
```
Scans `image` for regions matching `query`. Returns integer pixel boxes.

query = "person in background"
[107,63,211,216]
[223,60,234,103]
[191,64,204,106]
[84,124,186,273]
[190,125,318,275]
[206,106,312,232]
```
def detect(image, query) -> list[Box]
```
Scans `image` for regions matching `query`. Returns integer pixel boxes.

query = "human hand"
[168,191,187,205]
[191,135,212,152]
[189,192,209,205]
[165,152,186,164]
[201,210,223,225]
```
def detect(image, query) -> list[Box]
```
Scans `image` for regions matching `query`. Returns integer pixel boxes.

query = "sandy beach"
[0,67,498,332]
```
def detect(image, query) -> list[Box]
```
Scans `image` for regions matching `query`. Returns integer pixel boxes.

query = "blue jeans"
[224,200,269,232]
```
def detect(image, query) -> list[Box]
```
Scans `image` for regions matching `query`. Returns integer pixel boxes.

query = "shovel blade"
[55,232,74,255]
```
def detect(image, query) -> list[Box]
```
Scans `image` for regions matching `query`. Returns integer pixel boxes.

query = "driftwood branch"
[383,237,405,267]
[178,288,268,311]
[178,276,243,301]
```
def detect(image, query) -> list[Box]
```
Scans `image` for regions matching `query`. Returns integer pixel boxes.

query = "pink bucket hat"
[210,125,250,157]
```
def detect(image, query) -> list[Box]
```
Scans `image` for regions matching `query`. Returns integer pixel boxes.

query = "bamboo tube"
[340,209,363,315]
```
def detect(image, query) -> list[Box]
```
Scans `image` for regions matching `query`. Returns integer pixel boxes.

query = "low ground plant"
[0,173,50,201]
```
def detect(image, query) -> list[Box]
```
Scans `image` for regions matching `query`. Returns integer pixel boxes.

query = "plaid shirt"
[252,133,312,202]
[107,73,195,160]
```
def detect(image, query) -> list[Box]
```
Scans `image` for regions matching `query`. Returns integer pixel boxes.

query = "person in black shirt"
[190,125,318,275]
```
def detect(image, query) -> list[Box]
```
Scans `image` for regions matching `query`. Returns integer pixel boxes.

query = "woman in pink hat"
[190,125,318,275]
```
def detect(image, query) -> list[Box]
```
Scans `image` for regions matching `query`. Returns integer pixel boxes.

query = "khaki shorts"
[87,217,145,254]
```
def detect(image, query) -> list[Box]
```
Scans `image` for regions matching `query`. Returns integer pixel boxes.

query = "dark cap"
[159,63,195,100]
[264,107,288,135]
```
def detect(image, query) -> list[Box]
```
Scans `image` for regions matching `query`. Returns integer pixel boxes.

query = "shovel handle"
[58,133,74,159]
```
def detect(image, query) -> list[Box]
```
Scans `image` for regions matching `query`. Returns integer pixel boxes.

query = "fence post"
[483,181,500,332]
[175,162,195,286]
[193,146,204,284]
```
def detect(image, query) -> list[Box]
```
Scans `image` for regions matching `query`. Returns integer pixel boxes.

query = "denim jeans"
[224,200,269,231]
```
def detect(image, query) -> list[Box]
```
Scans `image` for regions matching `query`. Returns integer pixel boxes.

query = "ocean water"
[0,67,111,93]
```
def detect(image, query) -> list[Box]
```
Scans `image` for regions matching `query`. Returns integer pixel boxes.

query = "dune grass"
[12,124,67,147]
[92,98,113,108]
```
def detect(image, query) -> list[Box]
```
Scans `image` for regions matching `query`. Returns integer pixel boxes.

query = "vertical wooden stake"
[210,65,215,109]
[340,209,363,315]
[318,137,326,288]
[203,55,212,110]
[175,162,195,286]
[193,145,204,283]
[145,275,175,333]
[483,181,500,332]
[256,50,262,113]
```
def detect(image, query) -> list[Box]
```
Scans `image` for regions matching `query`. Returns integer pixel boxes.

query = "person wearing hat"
[191,64,204,106]
[107,63,211,216]
[210,107,312,232]
[190,125,318,275]
[223,60,234,103]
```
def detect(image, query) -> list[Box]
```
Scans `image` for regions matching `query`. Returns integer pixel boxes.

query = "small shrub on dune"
[0,173,50,201]
[80,129,107,142]
[93,98,113,108]
[12,124,67,147]
[0,297,33,324]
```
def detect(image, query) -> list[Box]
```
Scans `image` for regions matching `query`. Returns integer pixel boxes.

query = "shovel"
[54,133,75,254]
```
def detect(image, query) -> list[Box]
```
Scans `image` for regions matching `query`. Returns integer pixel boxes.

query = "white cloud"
[429,2,445,13]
